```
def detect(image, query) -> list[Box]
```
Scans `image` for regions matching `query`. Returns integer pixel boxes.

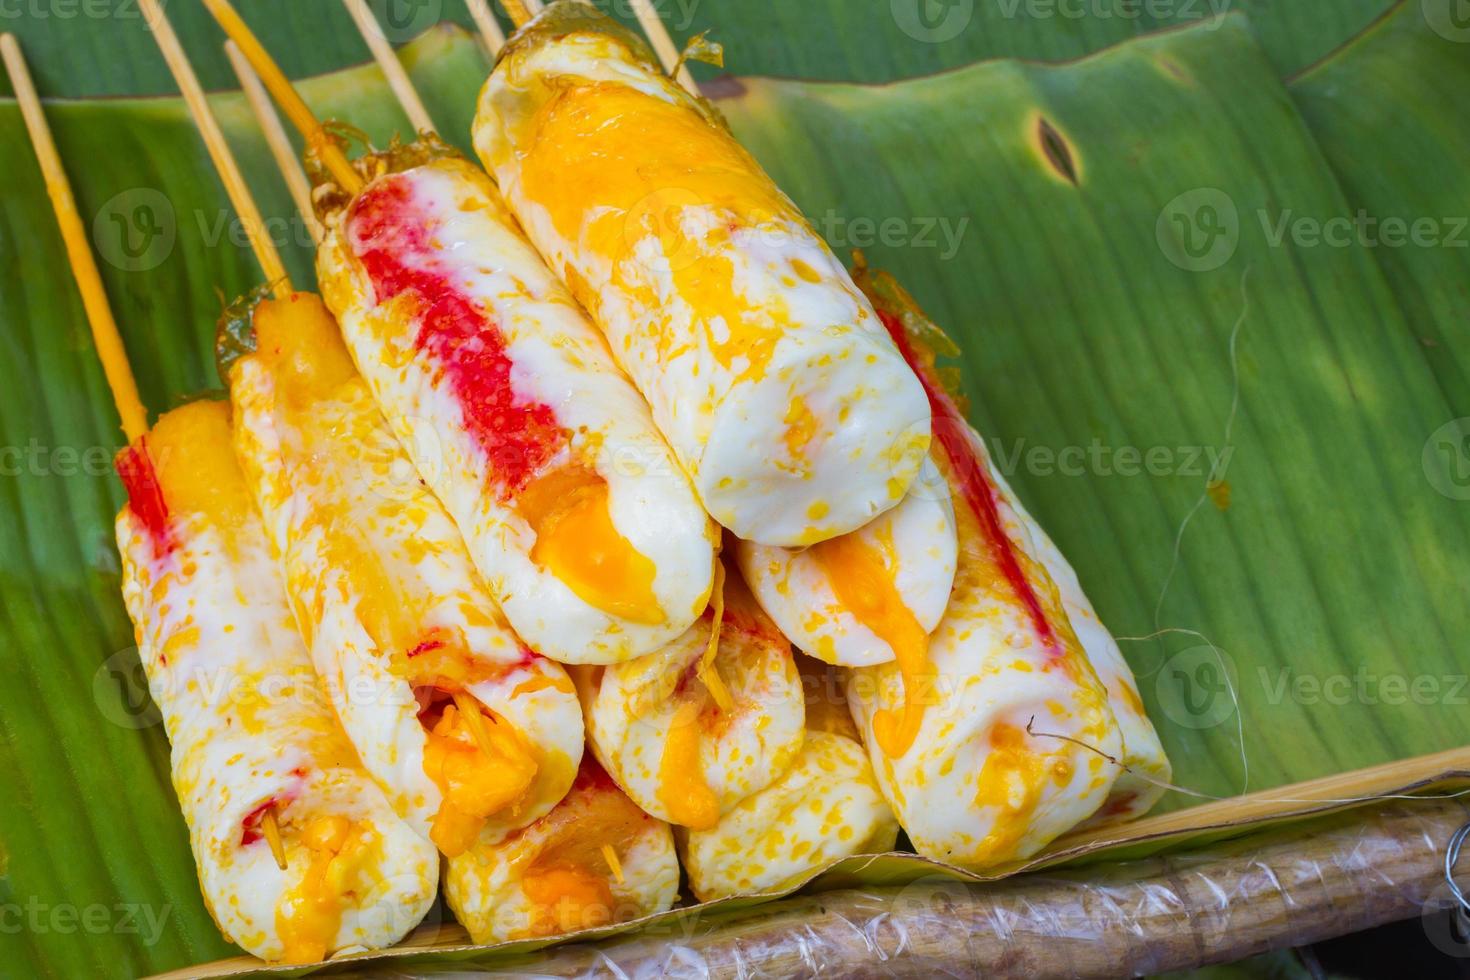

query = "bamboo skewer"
[501,0,533,29]
[1,34,148,443]
[629,0,698,94]
[137,0,304,871]
[259,808,289,871]
[201,0,364,196]
[340,0,437,135]
[224,41,323,248]
[138,0,291,298]
[5,29,290,876]
[464,0,507,56]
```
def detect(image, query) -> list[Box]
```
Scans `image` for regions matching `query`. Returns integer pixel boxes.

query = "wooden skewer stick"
[200,0,365,196]
[0,34,148,442]
[629,0,698,94]
[138,0,292,298]
[601,844,625,884]
[340,0,437,135]
[464,0,507,56]
[523,0,545,16]
[224,41,324,248]
[502,0,533,29]
[260,806,289,870]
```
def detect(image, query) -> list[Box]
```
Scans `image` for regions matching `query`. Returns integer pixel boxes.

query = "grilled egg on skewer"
[315,142,717,665]
[474,2,933,547]
[229,292,583,858]
[577,559,806,830]
[445,759,680,944]
[117,402,438,963]
[679,656,899,901]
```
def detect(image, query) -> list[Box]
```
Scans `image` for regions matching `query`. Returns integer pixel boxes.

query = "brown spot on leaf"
[1036,117,1079,186]
[1207,479,1232,511]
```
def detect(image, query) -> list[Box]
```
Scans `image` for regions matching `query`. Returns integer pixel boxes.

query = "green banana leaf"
[1,1,1467,975]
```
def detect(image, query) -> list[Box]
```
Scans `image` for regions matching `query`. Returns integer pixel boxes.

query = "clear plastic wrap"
[166,795,1468,978]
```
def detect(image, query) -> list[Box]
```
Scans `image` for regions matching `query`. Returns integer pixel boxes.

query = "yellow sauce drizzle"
[811,533,932,757]
[518,82,804,382]
[972,724,1049,863]
[517,465,664,625]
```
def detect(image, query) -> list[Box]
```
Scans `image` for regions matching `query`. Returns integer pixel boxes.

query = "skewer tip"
[261,805,289,871]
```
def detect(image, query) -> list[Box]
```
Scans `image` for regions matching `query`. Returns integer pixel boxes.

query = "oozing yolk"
[276,815,369,965]
[657,699,719,829]
[811,532,933,758]
[518,761,652,937]
[517,465,663,625]
[422,701,537,857]
[522,865,616,936]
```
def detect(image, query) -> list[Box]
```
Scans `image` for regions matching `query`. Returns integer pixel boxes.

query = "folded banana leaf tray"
[1,0,1467,975]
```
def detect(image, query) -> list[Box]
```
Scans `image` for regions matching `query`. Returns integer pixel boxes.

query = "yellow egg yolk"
[657,699,720,829]
[276,815,370,964]
[422,700,537,857]
[811,532,933,757]
[518,82,804,382]
[147,400,255,533]
[517,464,664,625]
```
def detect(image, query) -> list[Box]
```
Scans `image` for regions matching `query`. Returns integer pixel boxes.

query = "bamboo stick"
[464,0,507,55]
[138,0,292,297]
[201,0,364,196]
[224,41,324,247]
[0,34,148,442]
[340,0,437,135]
[628,0,698,94]
[502,0,533,28]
